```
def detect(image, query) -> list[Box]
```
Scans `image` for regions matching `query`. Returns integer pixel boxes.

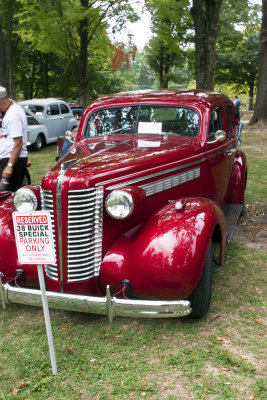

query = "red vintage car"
[0,90,247,320]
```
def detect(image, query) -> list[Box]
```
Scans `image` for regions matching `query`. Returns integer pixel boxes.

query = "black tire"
[21,169,31,186]
[32,134,44,151]
[188,241,213,318]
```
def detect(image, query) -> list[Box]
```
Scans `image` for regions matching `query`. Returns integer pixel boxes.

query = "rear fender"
[228,151,247,204]
[99,197,226,300]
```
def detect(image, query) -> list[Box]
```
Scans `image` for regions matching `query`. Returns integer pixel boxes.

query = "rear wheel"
[32,134,44,151]
[188,241,213,318]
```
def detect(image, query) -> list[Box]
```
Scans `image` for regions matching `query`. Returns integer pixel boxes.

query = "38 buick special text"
[0,90,247,321]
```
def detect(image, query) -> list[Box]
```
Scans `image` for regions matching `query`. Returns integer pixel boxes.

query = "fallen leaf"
[61,327,68,331]
[141,377,147,385]
[249,395,255,400]
[62,345,73,351]
[12,388,18,396]
[256,318,262,324]
[126,391,136,399]
[217,336,226,342]
[90,359,96,362]
[218,366,230,371]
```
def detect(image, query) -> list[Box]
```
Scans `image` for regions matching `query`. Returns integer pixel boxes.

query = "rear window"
[84,105,200,138]
[60,103,70,114]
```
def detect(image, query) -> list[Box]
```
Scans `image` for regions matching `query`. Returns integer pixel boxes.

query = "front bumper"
[0,279,191,322]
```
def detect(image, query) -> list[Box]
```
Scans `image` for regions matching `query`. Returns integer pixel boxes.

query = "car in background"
[70,104,83,120]
[19,98,78,150]
[24,108,48,150]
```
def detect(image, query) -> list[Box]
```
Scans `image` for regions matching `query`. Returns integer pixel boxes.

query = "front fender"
[99,197,226,300]
[0,186,41,286]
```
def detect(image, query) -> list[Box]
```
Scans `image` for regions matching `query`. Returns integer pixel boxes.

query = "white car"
[19,98,78,150]
[25,109,48,151]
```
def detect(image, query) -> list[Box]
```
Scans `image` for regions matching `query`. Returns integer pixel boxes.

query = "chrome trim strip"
[106,157,206,190]
[1,282,192,320]
[141,167,200,196]
[106,142,235,191]
[56,165,65,291]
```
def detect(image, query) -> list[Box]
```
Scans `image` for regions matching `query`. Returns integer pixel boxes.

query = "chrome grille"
[42,187,104,282]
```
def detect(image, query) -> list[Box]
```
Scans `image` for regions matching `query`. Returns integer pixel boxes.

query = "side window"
[60,103,70,114]
[48,104,60,116]
[208,108,223,140]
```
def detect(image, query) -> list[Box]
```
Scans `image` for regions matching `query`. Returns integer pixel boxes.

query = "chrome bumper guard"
[0,278,191,322]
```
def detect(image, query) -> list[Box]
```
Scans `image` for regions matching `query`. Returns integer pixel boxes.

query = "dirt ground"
[232,122,267,252]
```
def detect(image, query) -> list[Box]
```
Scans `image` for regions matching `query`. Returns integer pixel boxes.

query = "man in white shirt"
[0,86,28,191]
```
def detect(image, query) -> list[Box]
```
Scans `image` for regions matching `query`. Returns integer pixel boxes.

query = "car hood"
[42,135,202,189]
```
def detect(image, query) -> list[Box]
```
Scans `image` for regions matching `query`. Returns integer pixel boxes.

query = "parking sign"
[12,211,56,264]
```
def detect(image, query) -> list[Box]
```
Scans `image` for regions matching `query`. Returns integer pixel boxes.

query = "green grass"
[0,129,266,399]
[28,144,57,185]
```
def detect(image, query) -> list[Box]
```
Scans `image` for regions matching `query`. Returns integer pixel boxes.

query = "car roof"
[88,89,231,110]
[19,98,67,105]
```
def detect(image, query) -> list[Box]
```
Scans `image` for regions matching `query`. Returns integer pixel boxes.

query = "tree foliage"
[144,0,192,88]
[15,0,138,105]
[216,0,261,109]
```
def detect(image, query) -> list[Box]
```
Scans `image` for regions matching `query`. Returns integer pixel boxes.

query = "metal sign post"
[12,211,57,375]
[37,264,57,375]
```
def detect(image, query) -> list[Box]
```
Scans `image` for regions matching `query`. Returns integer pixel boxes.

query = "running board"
[222,204,243,243]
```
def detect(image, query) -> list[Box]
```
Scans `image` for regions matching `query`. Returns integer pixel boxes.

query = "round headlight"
[13,188,38,212]
[105,190,134,219]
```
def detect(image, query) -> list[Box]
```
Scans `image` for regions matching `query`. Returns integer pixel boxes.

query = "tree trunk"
[248,82,254,111]
[190,0,223,90]
[76,0,90,107]
[249,0,267,124]
[0,3,15,96]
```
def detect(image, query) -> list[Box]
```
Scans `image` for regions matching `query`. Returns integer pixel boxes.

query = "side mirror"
[207,130,226,144]
[65,130,73,140]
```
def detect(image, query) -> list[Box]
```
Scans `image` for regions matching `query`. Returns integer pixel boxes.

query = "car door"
[60,103,73,133]
[45,103,63,142]
[202,106,232,205]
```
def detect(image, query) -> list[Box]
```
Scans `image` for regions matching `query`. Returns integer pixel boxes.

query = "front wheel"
[188,241,213,318]
[31,134,44,151]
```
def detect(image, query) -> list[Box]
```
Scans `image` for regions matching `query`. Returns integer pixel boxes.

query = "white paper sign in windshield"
[138,122,162,134]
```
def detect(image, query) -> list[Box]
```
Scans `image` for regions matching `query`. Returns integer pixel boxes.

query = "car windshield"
[84,105,200,138]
